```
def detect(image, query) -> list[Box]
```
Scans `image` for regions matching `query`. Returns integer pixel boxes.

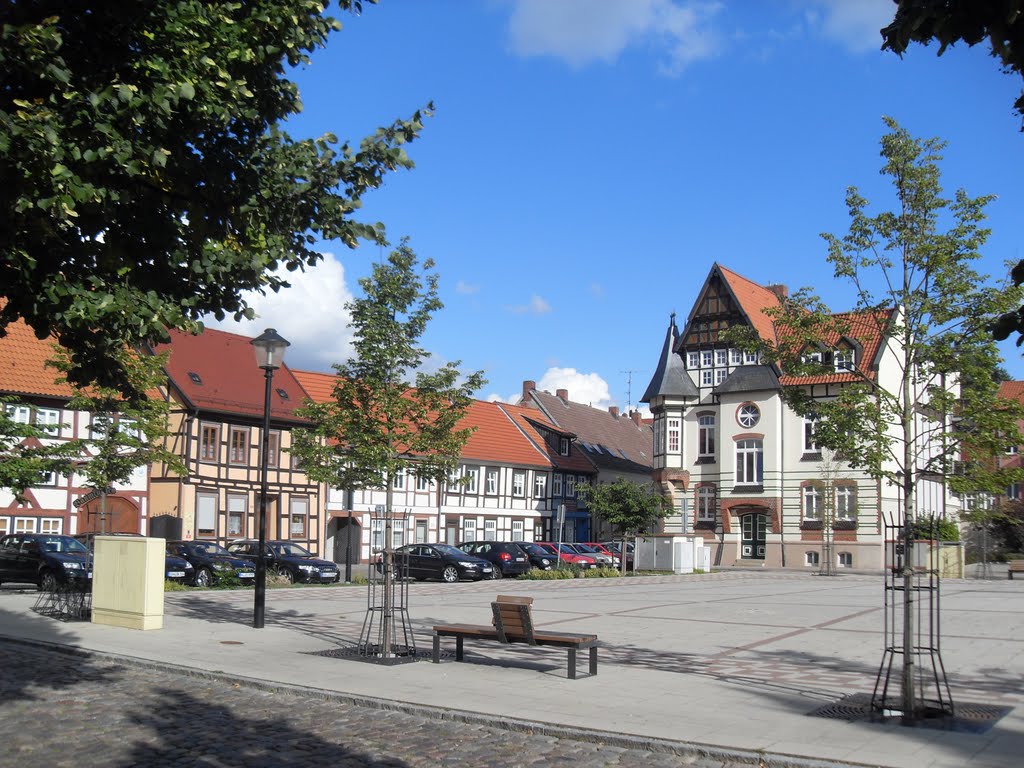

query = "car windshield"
[432,544,465,557]
[574,544,599,553]
[190,542,230,556]
[40,536,88,554]
[517,543,547,556]
[272,543,312,557]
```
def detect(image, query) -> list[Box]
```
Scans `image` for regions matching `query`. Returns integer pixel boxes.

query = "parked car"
[601,540,636,569]
[584,542,627,569]
[227,539,340,584]
[0,533,92,590]
[535,542,599,568]
[383,543,493,583]
[457,541,532,579]
[74,532,194,584]
[166,540,256,587]
[570,542,619,568]
[514,542,555,571]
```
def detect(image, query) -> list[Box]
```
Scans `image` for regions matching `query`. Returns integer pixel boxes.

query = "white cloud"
[805,0,893,53]
[537,367,615,410]
[509,294,552,314]
[203,252,355,372]
[506,0,722,74]
[455,280,480,295]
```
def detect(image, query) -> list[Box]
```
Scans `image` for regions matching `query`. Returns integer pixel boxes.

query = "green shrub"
[912,515,960,541]
[164,579,188,592]
[519,567,575,580]
[581,567,621,578]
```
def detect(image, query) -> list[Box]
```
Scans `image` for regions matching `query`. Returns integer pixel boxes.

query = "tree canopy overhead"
[1,0,428,395]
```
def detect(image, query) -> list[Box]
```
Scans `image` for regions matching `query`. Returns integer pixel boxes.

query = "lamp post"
[251,328,290,629]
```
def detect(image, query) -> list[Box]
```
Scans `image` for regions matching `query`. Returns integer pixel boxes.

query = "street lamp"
[251,328,290,629]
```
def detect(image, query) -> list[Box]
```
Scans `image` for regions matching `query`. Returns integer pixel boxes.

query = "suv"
[457,541,532,579]
[227,540,339,584]
[166,540,256,587]
[0,533,92,590]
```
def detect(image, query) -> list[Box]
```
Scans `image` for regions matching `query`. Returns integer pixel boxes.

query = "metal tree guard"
[872,512,953,722]
[357,505,416,662]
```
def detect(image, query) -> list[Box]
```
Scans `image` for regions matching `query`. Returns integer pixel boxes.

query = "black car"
[227,539,340,584]
[514,542,555,571]
[74,532,195,584]
[457,541,532,578]
[388,543,492,583]
[0,533,92,590]
[166,540,256,587]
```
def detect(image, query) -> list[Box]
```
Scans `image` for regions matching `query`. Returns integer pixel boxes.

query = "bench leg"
[455,636,464,662]
[432,634,440,663]
[589,646,598,676]
[1010,571,1015,580]
[568,647,577,680]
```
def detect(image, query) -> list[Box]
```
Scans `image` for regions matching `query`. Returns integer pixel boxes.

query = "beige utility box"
[91,536,165,630]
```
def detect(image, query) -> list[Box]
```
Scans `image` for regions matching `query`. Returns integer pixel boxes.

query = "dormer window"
[276,387,290,400]
[559,437,570,456]
[188,371,202,385]
[834,348,855,371]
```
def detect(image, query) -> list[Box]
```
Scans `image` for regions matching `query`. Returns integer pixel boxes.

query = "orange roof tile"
[718,264,783,346]
[0,317,75,398]
[1000,381,1024,404]
[499,402,595,473]
[778,309,892,385]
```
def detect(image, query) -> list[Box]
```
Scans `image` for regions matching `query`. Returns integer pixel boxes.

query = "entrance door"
[332,517,362,565]
[78,496,140,534]
[741,513,767,559]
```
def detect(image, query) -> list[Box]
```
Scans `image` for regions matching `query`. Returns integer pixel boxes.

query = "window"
[667,418,680,453]
[803,485,823,520]
[290,497,308,537]
[462,518,477,541]
[264,431,279,466]
[802,349,823,365]
[552,473,563,497]
[464,466,478,494]
[416,474,430,491]
[735,439,763,485]
[196,492,218,537]
[117,418,140,439]
[559,437,570,456]
[229,428,248,464]
[803,416,819,453]
[484,519,497,541]
[743,350,759,364]
[836,485,856,520]
[371,519,384,551]
[36,408,61,435]
[512,470,526,497]
[5,404,30,424]
[392,524,405,550]
[805,551,820,567]
[415,519,428,543]
[0,517,9,536]
[39,518,62,535]
[697,486,716,521]
[511,520,525,541]
[1006,445,1019,455]
[392,467,405,490]
[38,470,58,487]
[14,517,37,533]
[838,552,853,568]
[737,403,760,428]
[1008,483,1022,500]
[834,348,855,371]
[730,348,743,365]
[715,349,727,366]
[534,473,547,498]
[715,369,727,385]
[687,352,700,368]
[226,494,246,537]
[701,370,713,386]
[200,425,219,461]
[485,468,499,495]
[698,414,716,459]
[566,475,576,498]
[701,350,713,367]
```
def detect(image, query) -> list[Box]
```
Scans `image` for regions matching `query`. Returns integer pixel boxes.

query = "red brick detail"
[654,468,689,487]
[835,529,858,542]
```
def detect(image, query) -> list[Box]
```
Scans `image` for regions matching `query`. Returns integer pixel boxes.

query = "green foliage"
[911,514,961,541]
[164,579,189,592]
[581,566,621,578]
[1,1,429,397]
[292,240,485,495]
[519,567,576,580]
[578,478,673,537]
[882,0,1024,124]
[736,118,1024,519]
[0,394,82,498]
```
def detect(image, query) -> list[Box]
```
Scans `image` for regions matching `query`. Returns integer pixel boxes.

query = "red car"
[535,542,599,568]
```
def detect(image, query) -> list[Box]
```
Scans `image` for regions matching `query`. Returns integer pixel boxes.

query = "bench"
[1008,560,1024,580]
[431,595,598,679]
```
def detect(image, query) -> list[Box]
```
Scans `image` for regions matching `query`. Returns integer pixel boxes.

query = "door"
[741,513,767,559]
[332,517,361,565]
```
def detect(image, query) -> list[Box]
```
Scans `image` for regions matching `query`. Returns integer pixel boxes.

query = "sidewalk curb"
[0,633,890,768]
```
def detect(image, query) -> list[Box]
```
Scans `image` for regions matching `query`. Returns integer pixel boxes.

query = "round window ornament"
[737,403,760,428]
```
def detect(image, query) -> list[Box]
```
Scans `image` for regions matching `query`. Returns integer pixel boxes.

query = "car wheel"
[279,568,295,584]
[39,570,57,592]
[194,567,213,588]
[490,565,503,580]
[442,565,460,583]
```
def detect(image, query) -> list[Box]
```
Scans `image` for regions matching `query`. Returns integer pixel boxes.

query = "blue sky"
[206,0,1024,410]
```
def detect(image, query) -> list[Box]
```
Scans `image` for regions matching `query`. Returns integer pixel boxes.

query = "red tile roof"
[499,402,595,473]
[0,317,75,398]
[292,369,337,404]
[718,265,783,345]
[1000,381,1024,404]
[152,328,309,422]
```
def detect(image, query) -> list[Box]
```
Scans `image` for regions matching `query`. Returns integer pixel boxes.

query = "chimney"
[608,406,620,419]
[767,284,789,300]
[630,410,642,426]
[556,388,568,401]
[521,380,536,403]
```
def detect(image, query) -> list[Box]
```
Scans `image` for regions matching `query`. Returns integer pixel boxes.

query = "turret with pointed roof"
[640,313,698,404]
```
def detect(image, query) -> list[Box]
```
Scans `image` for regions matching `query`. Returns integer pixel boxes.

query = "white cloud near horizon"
[804,0,894,53]
[506,0,722,75]
[509,294,552,314]
[203,252,355,373]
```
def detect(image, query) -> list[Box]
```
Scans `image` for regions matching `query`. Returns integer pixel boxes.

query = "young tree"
[53,347,185,532]
[1,1,428,396]
[0,396,82,499]
[578,479,673,573]
[739,117,1024,722]
[292,241,484,654]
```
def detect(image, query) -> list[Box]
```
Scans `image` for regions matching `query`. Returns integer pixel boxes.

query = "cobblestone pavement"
[0,640,759,768]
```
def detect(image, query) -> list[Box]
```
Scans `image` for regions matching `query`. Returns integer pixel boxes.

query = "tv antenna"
[621,369,638,411]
